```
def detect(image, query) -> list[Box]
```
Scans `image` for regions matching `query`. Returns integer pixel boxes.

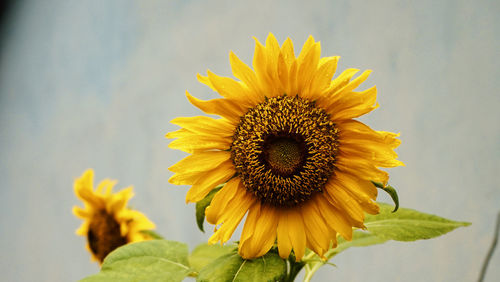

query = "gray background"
[1,0,499,281]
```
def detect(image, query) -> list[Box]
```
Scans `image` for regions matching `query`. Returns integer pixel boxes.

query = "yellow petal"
[96,179,116,195]
[79,169,94,187]
[314,195,353,240]
[74,169,94,197]
[252,37,277,97]
[287,60,298,96]
[276,210,293,259]
[169,170,207,185]
[277,51,289,93]
[165,128,195,139]
[301,200,331,257]
[120,219,129,237]
[323,181,365,227]
[315,68,359,111]
[329,172,380,215]
[297,35,316,63]
[229,51,264,103]
[208,189,255,244]
[168,135,231,153]
[328,86,378,120]
[169,151,231,173]
[355,178,378,200]
[127,232,146,243]
[205,177,241,224]
[238,204,278,259]
[208,210,244,244]
[108,186,134,213]
[264,33,281,96]
[337,120,404,167]
[336,157,389,184]
[336,70,372,95]
[308,56,339,99]
[128,210,156,231]
[74,177,103,208]
[327,68,360,94]
[72,206,90,219]
[76,222,89,236]
[185,159,235,202]
[280,37,296,67]
[239,200,261,247]
[338,119,402,149]
[249,205,279,256]
[196,72,216,92]
[171,116,235,137]
[265,33,281,60]
[297,42,321,99]
[320,69,372,113]
[185,91,246,123]
[339,146,404,168]
[286,209,306,261]
[204,71,255,107]
[339,138,399,160]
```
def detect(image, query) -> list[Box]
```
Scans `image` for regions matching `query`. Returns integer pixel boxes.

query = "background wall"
[0,0,498,281]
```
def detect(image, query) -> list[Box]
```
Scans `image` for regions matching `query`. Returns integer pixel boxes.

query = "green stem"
[478,211,500,282]
[283,253,306,282]
[302,247,340,281]
[285,260,305,282]
[303,263,322,282]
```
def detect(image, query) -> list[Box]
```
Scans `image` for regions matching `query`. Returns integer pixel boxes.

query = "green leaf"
[332,230,389,256]
[197,249,287,282]
[140,230,165,240]
[303,204,471,281]
[302,231,388,282]
[81,240,191,282]
[304,231,388,267]
[364,203,471,241]
[189,243,237,273]
[195,185,222,232]
[372,181,399,212]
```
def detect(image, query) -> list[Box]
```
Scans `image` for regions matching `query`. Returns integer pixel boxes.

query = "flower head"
[167,34,403,260]
[73,169,156,263]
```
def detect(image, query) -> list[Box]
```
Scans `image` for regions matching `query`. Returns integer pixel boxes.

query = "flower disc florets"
[87,209,127,262]
[231,95,339,207]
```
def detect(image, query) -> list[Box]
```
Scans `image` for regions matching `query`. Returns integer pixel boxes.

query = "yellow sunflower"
[167,33,403,261]
[73,169,156,263]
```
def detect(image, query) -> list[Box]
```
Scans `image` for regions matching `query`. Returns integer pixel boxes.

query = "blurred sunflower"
[73,169,156,263]
[167,33,403,260]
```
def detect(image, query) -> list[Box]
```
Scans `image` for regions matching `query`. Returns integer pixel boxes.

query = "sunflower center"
[231,95,339,207]
[87,209,127,263]
[263,135,306,176]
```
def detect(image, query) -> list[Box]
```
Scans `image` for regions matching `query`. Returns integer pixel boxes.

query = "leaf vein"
[107,255,190,271]
[232,259,247,282]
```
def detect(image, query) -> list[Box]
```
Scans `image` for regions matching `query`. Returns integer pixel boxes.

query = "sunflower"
[73,169,156,263]
[167,33,403,261]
